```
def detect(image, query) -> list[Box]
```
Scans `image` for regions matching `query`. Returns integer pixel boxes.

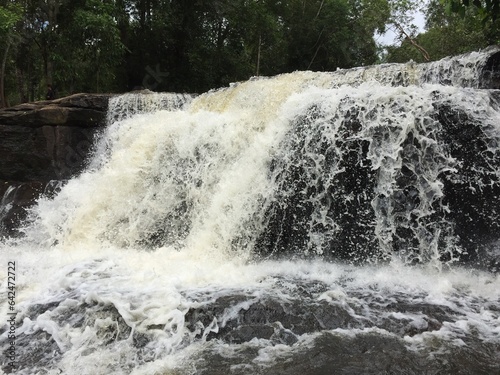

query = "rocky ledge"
[0,93,113,237]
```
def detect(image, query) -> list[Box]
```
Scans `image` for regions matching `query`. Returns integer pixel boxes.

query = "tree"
[54,0,125,93]
[441,0,500,22]
[0,1,22,107]
[385,0,497,64]
[281,0,390,72]
[0,0,405,104]
[348,0,391,65]
[440,0,500,43]
[1,0,125,103]
[381,0,432,61]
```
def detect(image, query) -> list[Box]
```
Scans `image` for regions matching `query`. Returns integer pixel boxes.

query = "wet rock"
[0,93,111,127]
[0,94,111,237]
[0,94,111,182]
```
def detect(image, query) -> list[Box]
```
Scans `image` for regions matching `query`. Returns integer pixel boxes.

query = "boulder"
[0,93,113,237]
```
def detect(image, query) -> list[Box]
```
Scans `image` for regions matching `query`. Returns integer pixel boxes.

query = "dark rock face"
[0,94,112,237]
[252,88,500,268]
[436,97,500,269]
[0,93,111,181]
[480,50,500,89]
[0,124,100,181]
[255,103,378,262]
[0,94,110,127]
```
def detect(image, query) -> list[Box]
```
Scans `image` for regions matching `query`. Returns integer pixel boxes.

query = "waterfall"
[22,48,500,267]
[106,91,195,124]
[1,48,499,375]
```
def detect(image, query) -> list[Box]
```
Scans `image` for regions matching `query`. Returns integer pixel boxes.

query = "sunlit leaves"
[0,3,22,32]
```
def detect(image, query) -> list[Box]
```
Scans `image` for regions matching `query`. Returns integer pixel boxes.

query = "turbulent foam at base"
[1,244,499,374]
[1,49,500,374]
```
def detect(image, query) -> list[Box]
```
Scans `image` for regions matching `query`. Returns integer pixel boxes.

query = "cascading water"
[1,48,500,375]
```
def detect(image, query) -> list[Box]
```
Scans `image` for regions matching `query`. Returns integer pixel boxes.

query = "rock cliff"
[0,93,112,236]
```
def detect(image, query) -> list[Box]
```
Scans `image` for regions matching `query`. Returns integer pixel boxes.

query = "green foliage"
[0,1,23,107]
[441,0,500,22]
[4,0,497,106]
[54,0,125,93]
[65,0,392,94]
[383,0,423,40]
[1,0,393,102]
[439,0,500,44]
[348,0,391,64]
[386,0,498,63]
[0,3,21,32]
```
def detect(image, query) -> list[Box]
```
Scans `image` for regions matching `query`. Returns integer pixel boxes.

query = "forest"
[0,0,499,107]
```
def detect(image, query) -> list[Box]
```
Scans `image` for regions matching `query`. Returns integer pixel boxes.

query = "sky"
[376,8,427,46]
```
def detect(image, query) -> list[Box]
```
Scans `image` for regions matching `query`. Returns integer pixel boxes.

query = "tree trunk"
[0,40,12,108]
[308,27,325,70]
[16,67,28,103]
[42,0,61,86]
[394,22,430,62]
[256,34,262,76]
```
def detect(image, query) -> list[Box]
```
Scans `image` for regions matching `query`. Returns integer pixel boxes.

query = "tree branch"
[393,22,430,62]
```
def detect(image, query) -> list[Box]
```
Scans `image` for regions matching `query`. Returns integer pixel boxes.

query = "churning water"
[1,48,500,374]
